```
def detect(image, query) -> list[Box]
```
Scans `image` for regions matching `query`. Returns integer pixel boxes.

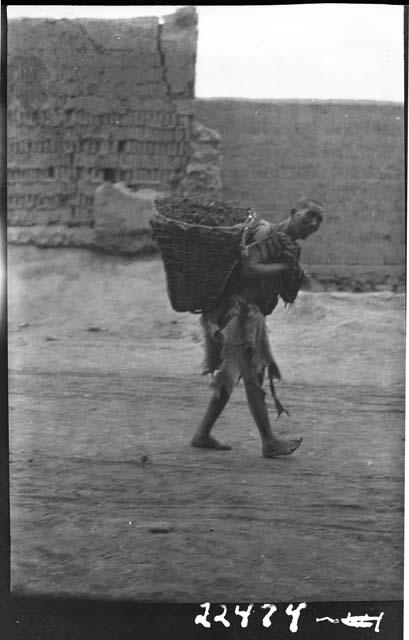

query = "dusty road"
[8,246,404,602]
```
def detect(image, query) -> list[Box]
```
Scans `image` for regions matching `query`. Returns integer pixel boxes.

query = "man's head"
[289,197,323,240]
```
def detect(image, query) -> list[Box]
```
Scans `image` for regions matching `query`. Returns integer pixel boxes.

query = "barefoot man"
[191,197,323,458]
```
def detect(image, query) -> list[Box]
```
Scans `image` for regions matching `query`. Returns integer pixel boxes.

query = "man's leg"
[191,386,232,450]
[244,378,302,457]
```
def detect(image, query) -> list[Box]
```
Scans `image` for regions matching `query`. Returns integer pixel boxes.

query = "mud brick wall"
[195,99,405,267]
[7,8,198,228]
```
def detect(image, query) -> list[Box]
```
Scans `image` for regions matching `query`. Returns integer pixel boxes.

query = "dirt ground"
[8,245,404,602]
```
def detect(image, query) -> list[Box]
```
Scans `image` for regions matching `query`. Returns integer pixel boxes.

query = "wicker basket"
[151,201,256,314]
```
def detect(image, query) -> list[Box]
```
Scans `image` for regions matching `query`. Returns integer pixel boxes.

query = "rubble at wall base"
[8,225,158,255]
[7,228,405,292]
[8,225,97,249]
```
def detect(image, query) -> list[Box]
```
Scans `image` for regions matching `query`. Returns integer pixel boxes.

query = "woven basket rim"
[152,209,255,232]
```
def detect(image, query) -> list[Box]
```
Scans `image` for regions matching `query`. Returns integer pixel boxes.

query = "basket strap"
[202,211,257,314]
[240,210,258,256]
[202,259,240,314]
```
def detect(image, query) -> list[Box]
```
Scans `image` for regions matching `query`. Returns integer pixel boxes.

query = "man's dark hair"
[291,197,324,216]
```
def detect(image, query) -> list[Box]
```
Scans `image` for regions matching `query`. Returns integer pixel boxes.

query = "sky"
[6,4,405,102]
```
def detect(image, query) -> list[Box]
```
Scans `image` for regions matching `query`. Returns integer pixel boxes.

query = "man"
[191,197,323,458]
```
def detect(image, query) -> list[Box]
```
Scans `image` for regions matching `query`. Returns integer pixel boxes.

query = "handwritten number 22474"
[195,603,306,631]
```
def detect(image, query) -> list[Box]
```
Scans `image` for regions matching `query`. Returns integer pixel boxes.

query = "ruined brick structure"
[7,7,221,248]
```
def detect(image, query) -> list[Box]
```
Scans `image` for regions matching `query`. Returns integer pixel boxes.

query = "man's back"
[237,219,282,313]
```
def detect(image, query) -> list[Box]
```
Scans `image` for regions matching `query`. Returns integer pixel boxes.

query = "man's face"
[291,208,323,240]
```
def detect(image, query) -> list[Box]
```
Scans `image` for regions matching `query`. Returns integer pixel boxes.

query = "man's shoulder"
[252,219,274,243]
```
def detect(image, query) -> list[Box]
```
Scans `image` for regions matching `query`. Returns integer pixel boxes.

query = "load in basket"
[150,196,257,314]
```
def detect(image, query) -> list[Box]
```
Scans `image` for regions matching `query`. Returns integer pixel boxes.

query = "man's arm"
[240,223,287,280]
[241,257,287,279]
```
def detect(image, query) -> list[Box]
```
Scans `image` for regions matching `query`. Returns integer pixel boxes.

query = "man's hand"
[280,263,306,303]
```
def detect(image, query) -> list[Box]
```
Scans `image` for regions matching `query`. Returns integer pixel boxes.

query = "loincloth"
[201,295,288,417]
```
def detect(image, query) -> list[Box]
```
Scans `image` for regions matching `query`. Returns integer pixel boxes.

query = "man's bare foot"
[262,437,303,458]
[191,435,232,451]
